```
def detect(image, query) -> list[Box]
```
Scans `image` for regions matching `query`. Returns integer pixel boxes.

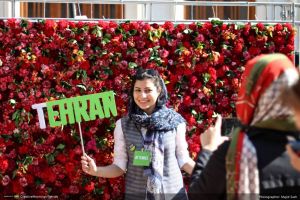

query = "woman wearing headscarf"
[284,78,300,172]
[188,53,300,200]
[81,68,195,200]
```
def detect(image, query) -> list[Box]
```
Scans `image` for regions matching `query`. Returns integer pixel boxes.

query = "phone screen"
[221,117,240,136]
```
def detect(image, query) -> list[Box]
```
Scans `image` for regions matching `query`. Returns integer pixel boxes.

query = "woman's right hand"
[81,154,98,176]
[286,144,300,172]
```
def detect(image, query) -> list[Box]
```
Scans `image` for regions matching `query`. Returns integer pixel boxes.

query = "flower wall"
[0,19,295,199]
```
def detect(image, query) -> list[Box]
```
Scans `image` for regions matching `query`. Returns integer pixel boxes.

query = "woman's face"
[133,78,161,115]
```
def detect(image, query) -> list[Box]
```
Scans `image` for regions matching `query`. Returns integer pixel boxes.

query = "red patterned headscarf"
[226,53,299,200]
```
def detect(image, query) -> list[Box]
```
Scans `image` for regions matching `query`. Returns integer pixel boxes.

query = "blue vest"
[121,116,188,200]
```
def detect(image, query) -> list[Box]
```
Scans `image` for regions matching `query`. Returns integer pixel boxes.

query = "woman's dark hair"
[128,68,168,115]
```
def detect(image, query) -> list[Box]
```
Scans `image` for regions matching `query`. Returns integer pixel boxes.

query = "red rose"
[159,49,169,58]
[176,24,186,32]
[19,177,28,187]
[69,185,79,194]
[80,60,90,70]
[274,23,283,31]
[248,46,261,56]
[183,95,192,105]
[0,157,8,173]
[208,67,217,84]
[284,23,293,32]
[256,23,265,31]
[41,167,56,183]
[65,162,75,174]
[2,175,10,186]
[84,181,95,192]
[163,21,174,31]
[12,180,23,194]
[217,65,229,77]
[189,76,198,86]
[186,115,196,126]
[203,22,213,31]
[233,43,243,54]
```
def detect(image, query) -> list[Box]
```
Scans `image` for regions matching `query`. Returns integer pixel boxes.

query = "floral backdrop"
[0,19,295,199]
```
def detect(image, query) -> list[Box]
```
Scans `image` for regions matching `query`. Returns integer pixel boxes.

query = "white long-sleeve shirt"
[113,119,194,171]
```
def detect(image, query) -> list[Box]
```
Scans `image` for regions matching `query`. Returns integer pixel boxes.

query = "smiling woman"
[81,68,195,200]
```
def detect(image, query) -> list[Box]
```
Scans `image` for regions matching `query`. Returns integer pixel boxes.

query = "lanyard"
[135,123,146,146]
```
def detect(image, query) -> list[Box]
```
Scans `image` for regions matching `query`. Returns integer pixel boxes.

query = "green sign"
[133,150,151,167]
[32,91,117,129]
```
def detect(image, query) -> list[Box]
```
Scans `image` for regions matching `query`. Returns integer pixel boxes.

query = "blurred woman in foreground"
[189,53,300,200]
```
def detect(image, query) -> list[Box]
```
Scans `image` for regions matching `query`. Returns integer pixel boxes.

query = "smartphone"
[289,141,300,156]
[221,117,240,136]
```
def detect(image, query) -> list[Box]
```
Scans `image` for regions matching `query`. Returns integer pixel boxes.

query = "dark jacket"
[188,127,300,200]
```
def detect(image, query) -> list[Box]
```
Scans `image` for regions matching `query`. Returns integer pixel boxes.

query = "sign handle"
[78,122,85,155]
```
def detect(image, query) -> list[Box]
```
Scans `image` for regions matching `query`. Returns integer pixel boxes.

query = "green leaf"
[191,109,197,116]
[35,178,43,185]
[128,62,137,69]
[101,34,111,45]
[202,73,211,84]
[211,19,223,26]
[92,26,103,37]
[12,109,21,121]
[12,169,17,179]
[45,154,55,165]
[20,19,28,28]
[129,29,137,36]
[94,187,104,195]
[23,156,33,165]
[56,144,65,150]
[9,99,16,106]
[76,84,87,91]
[61,81,72,89]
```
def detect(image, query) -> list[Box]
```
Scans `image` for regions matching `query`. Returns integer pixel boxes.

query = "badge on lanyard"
[133,150,151,166]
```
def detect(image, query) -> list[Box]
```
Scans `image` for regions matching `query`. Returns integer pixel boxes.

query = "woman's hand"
[286,144,300,172]
[200,115,229,152]
[81,154,98,176]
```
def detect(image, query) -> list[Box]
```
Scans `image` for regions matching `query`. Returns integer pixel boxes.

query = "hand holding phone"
[289,141,300,157]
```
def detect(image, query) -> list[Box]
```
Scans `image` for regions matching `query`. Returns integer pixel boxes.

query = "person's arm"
[175,123,195,175]
[81,155,125,178]
[181,159,196,175]
[81,119,127,178]
[188,144,228,200]
[188,115,229,200]
[286,144,300,172]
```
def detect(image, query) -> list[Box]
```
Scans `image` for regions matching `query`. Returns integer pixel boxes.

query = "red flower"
[1,175,10,186]
[248,46,261,56]
[56,153,67,163]
[233,42,243,54]
[19,177,28,187]
[84,181,95,192]
[12,180,23,194]
[69,185,80,194]
[40,167,56,183]
[256,23,265,31]
[208,67,217,84]
[0,157,9,173]
[65,162,75,174]
[183,96,192,105]
[0,20,294,198]
[274,23,283,31]
[186,115,196,126]
[163,21,174,31]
